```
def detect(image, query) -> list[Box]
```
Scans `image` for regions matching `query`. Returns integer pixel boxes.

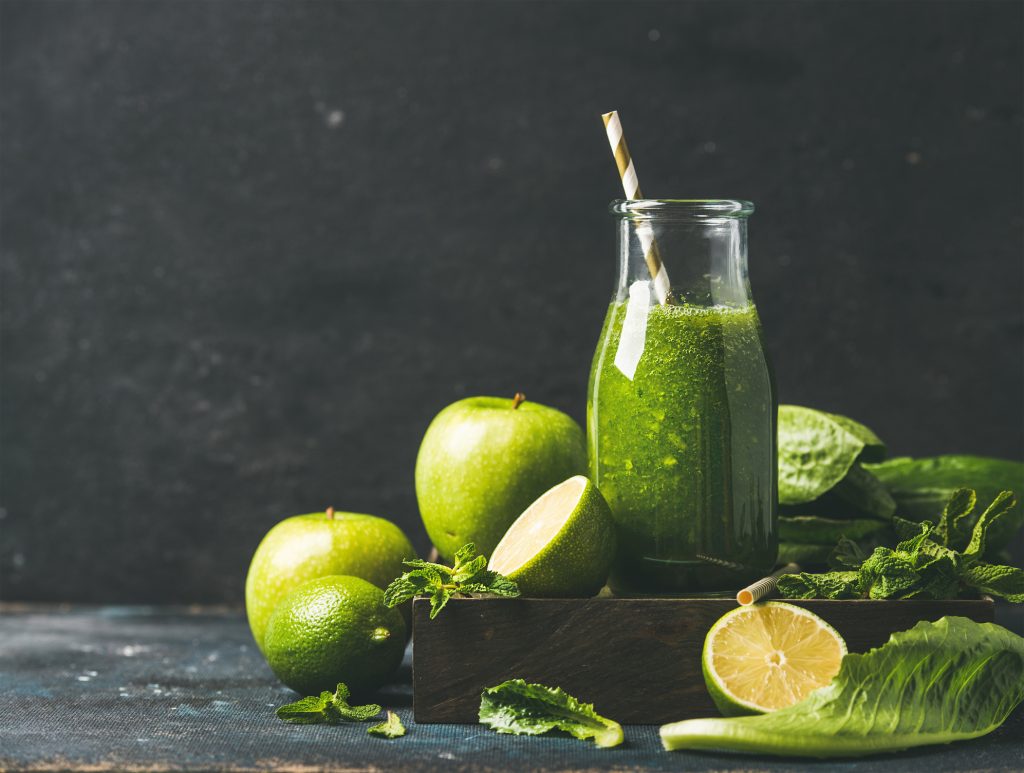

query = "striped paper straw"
[601,110,670,304]
[736,563,800,606]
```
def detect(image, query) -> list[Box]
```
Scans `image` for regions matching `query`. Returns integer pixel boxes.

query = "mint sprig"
[276,682,382,724]
[383,543,520,619]
[778,489,1024,602]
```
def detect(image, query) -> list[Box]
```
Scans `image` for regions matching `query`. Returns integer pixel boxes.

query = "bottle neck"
[612,201,753,308]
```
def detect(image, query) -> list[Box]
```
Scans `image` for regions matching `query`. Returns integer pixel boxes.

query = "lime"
[245,510,416,653]
[263,575,406,696]
[488,475,616,597]
[702,602,846,716]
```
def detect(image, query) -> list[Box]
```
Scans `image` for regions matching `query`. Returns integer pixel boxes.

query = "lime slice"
[488,475,617,598]
[702,602,847,716]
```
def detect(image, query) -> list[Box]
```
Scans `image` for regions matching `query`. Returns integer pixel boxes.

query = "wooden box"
[412,596,994,724]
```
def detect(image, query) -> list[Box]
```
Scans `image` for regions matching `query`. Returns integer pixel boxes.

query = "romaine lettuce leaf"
[661,617,1024,758]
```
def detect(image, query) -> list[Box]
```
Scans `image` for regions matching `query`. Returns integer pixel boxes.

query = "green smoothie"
[587,300,777,594]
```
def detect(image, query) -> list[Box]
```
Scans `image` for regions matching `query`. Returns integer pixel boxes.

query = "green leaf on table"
[275,691,336,724]
[479,679,623,748]
[276,683,381,724]
[383,543,520,619]
[661,616,1024,758]
[330,683,383,721]
[367,710,406,739]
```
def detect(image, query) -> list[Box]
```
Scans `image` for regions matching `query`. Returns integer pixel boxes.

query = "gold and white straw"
[736,563,800,606]
[601,110,670,304]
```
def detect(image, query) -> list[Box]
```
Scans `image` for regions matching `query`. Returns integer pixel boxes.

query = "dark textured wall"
[2,0,1022,603]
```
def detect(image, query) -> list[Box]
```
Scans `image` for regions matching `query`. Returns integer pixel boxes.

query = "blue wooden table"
[2,604,1022,771]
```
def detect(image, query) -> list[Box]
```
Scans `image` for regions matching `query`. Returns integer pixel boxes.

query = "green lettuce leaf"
[662,617,1024,758]
[778,515,888,546]
[777,406,887,506]
[479,679,623,748]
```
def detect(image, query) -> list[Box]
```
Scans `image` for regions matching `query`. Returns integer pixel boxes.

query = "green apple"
[245,509,416,653]
[415,393,587,560]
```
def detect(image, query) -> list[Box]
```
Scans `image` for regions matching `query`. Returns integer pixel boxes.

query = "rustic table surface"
[2,604,1022,772]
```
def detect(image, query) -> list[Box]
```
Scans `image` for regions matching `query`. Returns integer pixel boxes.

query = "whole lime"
[245,510,416,653]
[263,575,407,696]
[416,394,587,560]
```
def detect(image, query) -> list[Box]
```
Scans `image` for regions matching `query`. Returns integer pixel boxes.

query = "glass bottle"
[587,199,777,595]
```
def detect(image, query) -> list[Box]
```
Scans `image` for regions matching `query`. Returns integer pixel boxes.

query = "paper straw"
[736,563,800,606]
[601,110,670,304]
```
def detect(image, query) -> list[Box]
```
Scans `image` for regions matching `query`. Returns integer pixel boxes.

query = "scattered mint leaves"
[276,683,382,724]
[367,710,406,739]
[383,543,520,619]
[779,489,1023,602]
[479,679,623,748]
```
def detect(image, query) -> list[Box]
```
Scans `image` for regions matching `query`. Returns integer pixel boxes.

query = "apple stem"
[326,506,335,520]
[512,392,526,410]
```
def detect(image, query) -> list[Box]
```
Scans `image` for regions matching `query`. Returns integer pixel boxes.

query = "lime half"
[702,601,847,716]
[488,475,616,598]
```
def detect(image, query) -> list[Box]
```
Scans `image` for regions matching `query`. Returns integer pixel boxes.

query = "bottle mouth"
[610,199,755,220]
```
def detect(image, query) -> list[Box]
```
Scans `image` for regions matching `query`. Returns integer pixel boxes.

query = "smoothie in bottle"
[588,199,776,594]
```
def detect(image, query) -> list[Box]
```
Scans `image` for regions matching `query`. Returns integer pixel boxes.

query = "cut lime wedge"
[488,475,616,598]
[702,602,847,716]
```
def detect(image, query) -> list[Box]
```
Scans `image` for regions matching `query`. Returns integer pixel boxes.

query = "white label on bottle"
[614,280,650,381]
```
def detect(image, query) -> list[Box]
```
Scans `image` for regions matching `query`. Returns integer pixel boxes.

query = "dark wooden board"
[412,596,995,724]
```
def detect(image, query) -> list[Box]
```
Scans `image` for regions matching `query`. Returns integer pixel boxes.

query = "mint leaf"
[383,544,519,619]
[858,548,921,599]
[382,570,437,608]
[778,571,860,599]
[661,616,1024,757]
[428,584,452,619]
[367,710,406,739]
[330,683,382,721]
[963,491,1018,559]
[479,679,623,748]
[451,554,488,584]
[276,691,336,724]
[276,683,381,724]
[960,562,1024,602]
[936,487,976,548]
[453,543,478,566]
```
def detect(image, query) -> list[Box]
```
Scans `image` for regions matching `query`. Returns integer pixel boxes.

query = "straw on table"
[601,110,670,304]
[737,563,800,606]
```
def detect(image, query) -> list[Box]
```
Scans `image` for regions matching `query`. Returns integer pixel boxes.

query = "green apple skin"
[245,511,416,653]
[415,396,588,561]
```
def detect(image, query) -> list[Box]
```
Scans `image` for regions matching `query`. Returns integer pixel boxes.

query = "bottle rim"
[610,199,755,220]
